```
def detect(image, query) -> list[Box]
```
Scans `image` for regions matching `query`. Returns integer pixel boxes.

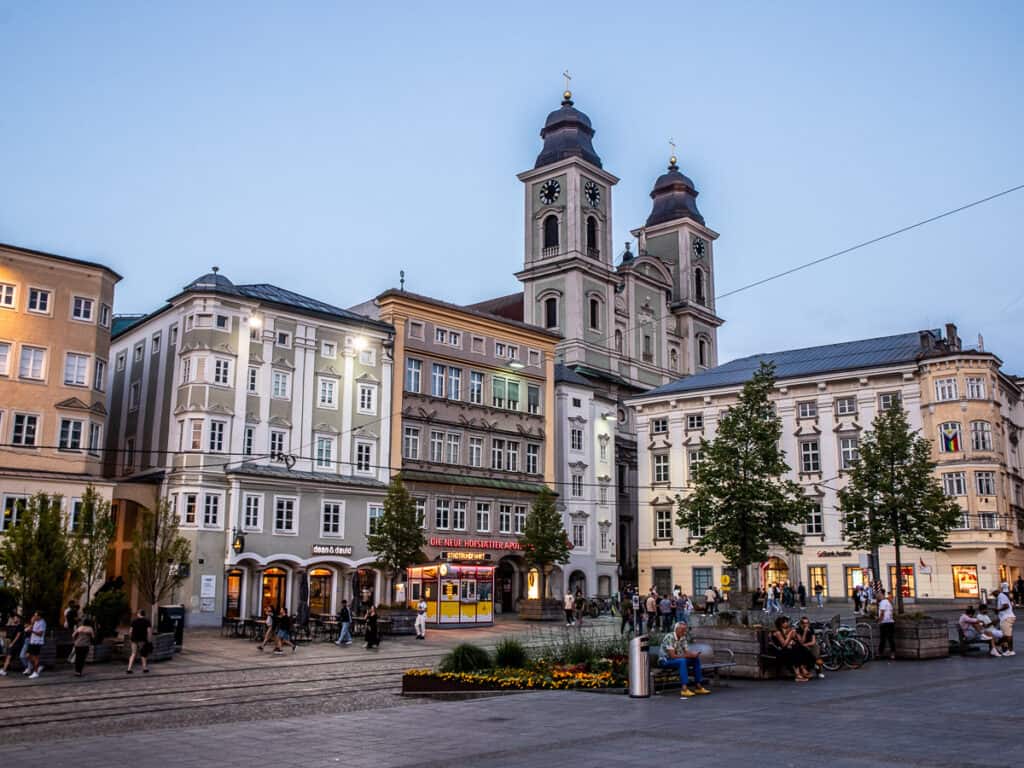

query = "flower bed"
[403,665,617,693]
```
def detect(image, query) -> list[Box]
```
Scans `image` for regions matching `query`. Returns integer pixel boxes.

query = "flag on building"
[941,423,961,452]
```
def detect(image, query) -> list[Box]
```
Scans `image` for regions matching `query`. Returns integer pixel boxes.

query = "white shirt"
[997,592,1015,622]
[564,594,574,610]
[417,600,427,615]
[878,598,894,624]
[29,618,46,645]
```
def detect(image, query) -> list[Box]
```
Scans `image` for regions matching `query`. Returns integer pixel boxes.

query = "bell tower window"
[543,215,559,255]
[586,216,599,258]
[694,267,706,306]
[589,298,600,331]
[698,337,709,368]
[544,297,558,329]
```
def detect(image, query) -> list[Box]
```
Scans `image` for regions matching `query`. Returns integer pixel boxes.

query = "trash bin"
[158,605,186,649]
[629,634,651,698]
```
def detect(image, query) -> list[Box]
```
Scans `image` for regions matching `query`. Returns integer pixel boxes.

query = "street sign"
[720,574,731,587]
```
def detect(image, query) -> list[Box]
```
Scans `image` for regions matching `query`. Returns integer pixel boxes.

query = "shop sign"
[312,544,354,556]
[816,550,852,558]
[428,536,521,551]
[442,550,490,562]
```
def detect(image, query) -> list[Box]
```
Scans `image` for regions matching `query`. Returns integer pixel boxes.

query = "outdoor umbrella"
[297,573,310,626]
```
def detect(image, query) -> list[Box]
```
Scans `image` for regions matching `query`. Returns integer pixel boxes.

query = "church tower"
[515,89,620,369]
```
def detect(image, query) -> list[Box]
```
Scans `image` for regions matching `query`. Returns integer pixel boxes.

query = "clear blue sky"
[2,2,1022,370]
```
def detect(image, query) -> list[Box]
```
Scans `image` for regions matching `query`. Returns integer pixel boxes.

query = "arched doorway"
[569,570,587,597]
[762,557,790,589]
[308,568,334,616]
[261,567,287,615]
[496,558,517,613]
[225,569,243,619]
[353,568,377,613]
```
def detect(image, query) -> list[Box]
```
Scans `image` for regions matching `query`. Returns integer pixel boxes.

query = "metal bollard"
[628,634,651,698]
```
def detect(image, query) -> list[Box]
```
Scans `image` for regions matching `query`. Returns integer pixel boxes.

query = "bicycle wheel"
[841,638,869,669]
[821,641,842,671]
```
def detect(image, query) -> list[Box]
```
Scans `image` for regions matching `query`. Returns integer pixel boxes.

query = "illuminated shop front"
[952,565,980,599]
[407,560,495,627]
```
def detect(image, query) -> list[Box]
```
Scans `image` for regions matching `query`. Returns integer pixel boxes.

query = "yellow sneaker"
[680,687,695,698]
[693,686,711,695]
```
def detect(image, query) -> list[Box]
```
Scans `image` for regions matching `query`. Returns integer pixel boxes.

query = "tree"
[127,500,192,616]
[838,403,961,615]
[68,485,117,605]
[0,493,70,624]
[366,477,426,604]
[519,486,571,602]
[676,362,813,593]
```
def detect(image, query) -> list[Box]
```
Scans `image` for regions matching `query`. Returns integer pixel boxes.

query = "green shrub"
[87,589,129,639]
[563,634,598,666]
[494,637,528,668]
[439,643,492,673]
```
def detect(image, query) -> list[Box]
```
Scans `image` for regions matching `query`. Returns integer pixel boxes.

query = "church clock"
[584,180,601,208]
[539,179,561,205]
[691,236,707,259]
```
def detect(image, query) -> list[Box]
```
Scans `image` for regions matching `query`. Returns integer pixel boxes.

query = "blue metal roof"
[233,283,389,329]
[641,330,938,398]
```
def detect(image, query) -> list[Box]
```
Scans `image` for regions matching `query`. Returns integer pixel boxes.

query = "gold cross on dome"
[563,70,572,91]
[669,138,676,154]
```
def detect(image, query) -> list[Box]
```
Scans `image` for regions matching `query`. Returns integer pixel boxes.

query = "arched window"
[589,298,600,330]
[694,267,706,305]
[614,329,623,354]
[543,215,559,251]
[586,216,598,257]
[544,297,558,329]
[698,337,709,368]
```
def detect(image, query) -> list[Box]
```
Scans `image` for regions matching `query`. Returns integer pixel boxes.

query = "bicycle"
[815,626,869,670]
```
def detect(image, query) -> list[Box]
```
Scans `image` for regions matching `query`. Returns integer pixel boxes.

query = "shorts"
[962,629,983,642]
[276,630,291,640]
[131,641,148,657]
[1000,616,1015,637]
[26,644,42,657]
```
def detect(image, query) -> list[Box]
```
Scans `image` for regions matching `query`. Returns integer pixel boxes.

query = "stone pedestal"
[895,618,949,660]
[518,598,563,621]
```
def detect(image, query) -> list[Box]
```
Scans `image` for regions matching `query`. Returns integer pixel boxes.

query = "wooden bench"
[956,625,992,655]
[649,642,736,692]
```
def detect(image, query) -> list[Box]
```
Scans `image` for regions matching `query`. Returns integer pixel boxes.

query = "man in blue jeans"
[659,622,710,698]
[335,600,353,646]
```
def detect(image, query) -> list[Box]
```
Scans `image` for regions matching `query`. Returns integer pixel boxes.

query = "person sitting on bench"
[959,606,1003,657]
[658,621,710,698]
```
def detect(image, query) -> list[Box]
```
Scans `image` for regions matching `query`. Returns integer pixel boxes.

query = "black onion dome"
[645,156,704,227]
[185,267,235,293]
[534,91,603,169]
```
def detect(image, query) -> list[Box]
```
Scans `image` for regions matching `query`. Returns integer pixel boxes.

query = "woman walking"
[0,614,23,677]
[364,605,381,650]
[71,619,95,677]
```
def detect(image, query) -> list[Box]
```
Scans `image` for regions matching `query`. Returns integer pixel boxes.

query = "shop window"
[952,565,979,599]
[888,565,915,599]
[807,565,828,597]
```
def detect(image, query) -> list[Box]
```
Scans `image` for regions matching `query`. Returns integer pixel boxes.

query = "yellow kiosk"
[407,561,495,627]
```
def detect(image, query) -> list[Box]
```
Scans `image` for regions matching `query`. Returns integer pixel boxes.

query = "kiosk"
[407,561,495,627]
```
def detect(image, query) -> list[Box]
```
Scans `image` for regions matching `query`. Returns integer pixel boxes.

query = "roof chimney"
[944,323,960,350]
[919,331,935,351]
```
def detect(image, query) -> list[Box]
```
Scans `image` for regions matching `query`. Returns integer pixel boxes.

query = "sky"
[2,2,1022,371]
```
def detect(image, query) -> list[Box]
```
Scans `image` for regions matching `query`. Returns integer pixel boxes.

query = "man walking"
[25,611,46,679]
[997,582,1016,656]
[414,596,428,640]
[877,590,896,660]
[797,582,807,609]
[704,585,716,615]
[658,622,710,698]
[645,592,658,633]
[814,583,824,609]
[126,608,152,674]
[335,600,353,646]
[563,590,575,627]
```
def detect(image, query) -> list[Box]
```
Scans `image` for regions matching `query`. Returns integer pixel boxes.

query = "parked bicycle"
[814,623,870,671]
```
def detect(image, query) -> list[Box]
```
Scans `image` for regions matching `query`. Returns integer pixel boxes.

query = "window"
[321,340,337,359]
[68,498,84,533]
[835,397,857,416]
[19,346,46,380]
[935,377,958,402]
[358,383,377,414]
[688,449,703,484]
[469,437,483,467]
[93,359,106,392]
[169,324,177,345]
[798,401,817,419]
[180,357,192,383]
[434,327,447,344]
[123,438,135,472]
[572,521,585,548]
[589,298,600,331]
[943,472,967,496]
[452,500,467,531]
[507,380,520,410]
[430,431,444,463]
[152,333,161,355]
[643,334,653,362]
[276,331,291,347]
[213,358,231,386]
[447,368,462,400]
[807,566,828,597]
[805,503,823,535]
[528,349,541,367]
[355,442,373,473]
[450,330,462,348]
[116,352,126,372]
[248,366,258,393]
[403,427,420,460]
[209,420,226,452]
[59,418,83,450]
[586,215,598,255]
[27,288,50,314]
[315,435,335,469]
[244,427,254,456]
[270,430,286,457]
[654,453,670,484]
[492,377,506,409]
[544,297,558,329]
[128,382,141,411]
[10,414,35,448]
[542,214,559,250]
[694,267,706,305]
[970,421,993,451]
[215,314,229,330]
[367,504,383,535]
[506,441,519,472]
[322,501,344,537]
[687,414,704,430]
[976,471,996,496]
[446,433,460,464]
[2,495,27,530]
[952,509,970,529]
[243,495,262,531]
[878,392,901,411]
[71,296,94,321]
[271,370,290,399]
[469,371,484,404]
[189,419,203,450]
[406,358,422,392]
[415,498,426,528]
[491,438,505,470]
[614,329,623,354]
[526,443,539,475]
[839,436,859,470]
[64,353,89,386]
[570,427,583,451]
[0,283,15,308]
[435,498,450,529]
[652,417,668,435]
[938,422,962,453]
[655,507,673,540]
[600,525,609,550]
[274,497,297,534]
[431,363,445,397]
[0,342,9,375]
[571,475,583,498]
[499,504,512,533]
[88,423,102,456]
[495,341,506,358]
[692,567,713,595]
[409,321,424,340]
[182,494,197,525]
[203,494,220,527]
[527,385,540,415]
[133,344,144,362]
[800,440,820,472]
[514,505,526,534]
[966,377,986,400]
[475,502,490,532]
[979,512,999,530]
[599,439,608,462]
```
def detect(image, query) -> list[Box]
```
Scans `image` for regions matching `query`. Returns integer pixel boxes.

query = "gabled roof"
[112,315,147,336]
[638,330,939,399]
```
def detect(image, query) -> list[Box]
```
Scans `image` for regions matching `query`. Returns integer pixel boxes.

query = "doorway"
[309,568,333,616]
[261,567,287,615]
[497,560,515,612]
[763,557,789,589]
[225,569,243,618]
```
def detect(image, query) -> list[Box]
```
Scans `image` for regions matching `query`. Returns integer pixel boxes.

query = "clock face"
[584,180,601,207]
[539,179,561,206]
[692,236,707,259]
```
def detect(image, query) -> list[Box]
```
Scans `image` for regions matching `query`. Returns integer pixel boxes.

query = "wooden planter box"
[381,609,417,635]
[691,625,767,679]
[402,673,502,695]
[85,643,113,663]
[895,618,949,660]
[518,598,564,621]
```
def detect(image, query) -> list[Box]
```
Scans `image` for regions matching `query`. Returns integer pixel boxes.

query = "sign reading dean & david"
[428,537,521,551]
[312,544,354,556]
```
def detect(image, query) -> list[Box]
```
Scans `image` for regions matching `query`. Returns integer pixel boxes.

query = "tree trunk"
[893,533,904,616]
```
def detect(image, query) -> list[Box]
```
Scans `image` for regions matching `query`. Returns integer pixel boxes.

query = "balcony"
[541,246,559,259]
